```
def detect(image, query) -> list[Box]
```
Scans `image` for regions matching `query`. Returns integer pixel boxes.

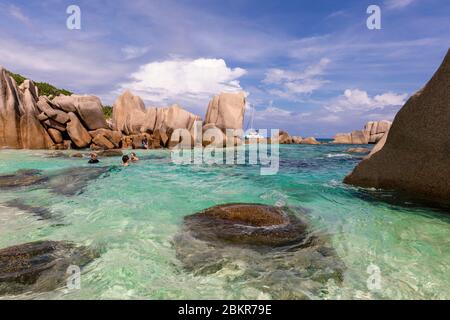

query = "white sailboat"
[245,104,265,140]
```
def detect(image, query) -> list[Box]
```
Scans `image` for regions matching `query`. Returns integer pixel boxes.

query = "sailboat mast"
[250,104,255,130]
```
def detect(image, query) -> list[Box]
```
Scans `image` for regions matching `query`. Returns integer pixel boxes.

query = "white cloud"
[325,89,407,113]
[255,106,293,121]
[262,58,330,99]
[0,37,128,101]
[385,0,415,9]
[121,46,150,60]
[117,58,247,106]
[8,4,32,26]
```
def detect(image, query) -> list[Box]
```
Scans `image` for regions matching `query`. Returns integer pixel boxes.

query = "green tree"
[102,106,113,119]
[6,70,73,97]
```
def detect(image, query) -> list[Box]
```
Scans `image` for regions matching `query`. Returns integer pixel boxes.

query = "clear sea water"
[0,144,449,300]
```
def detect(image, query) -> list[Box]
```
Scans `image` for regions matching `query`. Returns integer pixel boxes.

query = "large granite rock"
[276,131,305,145]
[332,133,352,144]
[350,130,369,144]
[162,104,202,133]
[47,128,63,144]
[0,67,23,148]
[19,80,39,115]
[204,92,246,131]
[301,137,320,145]
[92,134,115,150]
[89,128,122,148]
[333,121,391,145]
[141,107,158,133]
[20,114,54,149]
[0,68,54,149]
[344,50,450,202]
[202,124,226,147]
[112,90,146,135]
[113,91,202,148]
[66,112,92,148]
[53,95,107,130]
[364,120,392,143]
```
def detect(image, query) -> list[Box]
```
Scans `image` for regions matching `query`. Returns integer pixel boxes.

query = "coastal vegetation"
[102,105,113,119]
[6,70,73,97]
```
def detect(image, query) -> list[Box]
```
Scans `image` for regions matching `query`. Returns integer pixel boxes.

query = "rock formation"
[364,120,392,144]
[0,66,114,150]
[174,204,344,299]
[54,95,108,130]
[203,92,246,146]
[344,49,450,203]
[301,137,321,145]
[112,90,147,135]
[332,120,392,144]
[0,67,25,148]
[66,112,92,148]
[275,130,319,145]
[112,91,202,149]
[204,92,246,130]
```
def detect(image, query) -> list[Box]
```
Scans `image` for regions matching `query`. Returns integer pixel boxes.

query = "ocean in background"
[0,144,449,300]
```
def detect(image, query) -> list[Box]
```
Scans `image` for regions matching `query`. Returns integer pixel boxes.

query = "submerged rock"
[0,167,109,196]
[0,241,98,295]
[183,204,308,247]
[46,166,110,196]
[0,169,47,188]
[346,147,371,154]
[174,204,344,299]
[97,149,123,157]
[3,199,56,220]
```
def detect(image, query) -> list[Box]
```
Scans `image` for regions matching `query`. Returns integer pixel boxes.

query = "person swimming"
[122,155,130,167]
[88,153,100,164]
[130,152,139,162]
[141,137,149,149]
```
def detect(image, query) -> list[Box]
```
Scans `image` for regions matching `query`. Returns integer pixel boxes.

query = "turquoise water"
[0,145,449,300]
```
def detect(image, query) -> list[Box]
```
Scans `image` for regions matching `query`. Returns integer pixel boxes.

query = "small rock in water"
[97,149,123,157]
[174,203,345,300]
[0,169,47,189]
[0,241,99,295]
[70,153,85,158]
[43,151,68,158]
[346,148,371,154]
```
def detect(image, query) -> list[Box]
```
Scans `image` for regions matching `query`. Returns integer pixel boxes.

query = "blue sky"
[0,0,449,137]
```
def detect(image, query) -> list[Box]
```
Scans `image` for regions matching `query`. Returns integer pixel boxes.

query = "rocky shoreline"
[332,120,392,145]
[0,66,248,152]
[1,65,388,151]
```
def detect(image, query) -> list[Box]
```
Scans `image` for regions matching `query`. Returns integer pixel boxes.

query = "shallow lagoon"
[0,144,449,300]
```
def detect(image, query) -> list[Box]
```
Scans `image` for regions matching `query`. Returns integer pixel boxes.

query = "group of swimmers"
[88,152,139,166]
